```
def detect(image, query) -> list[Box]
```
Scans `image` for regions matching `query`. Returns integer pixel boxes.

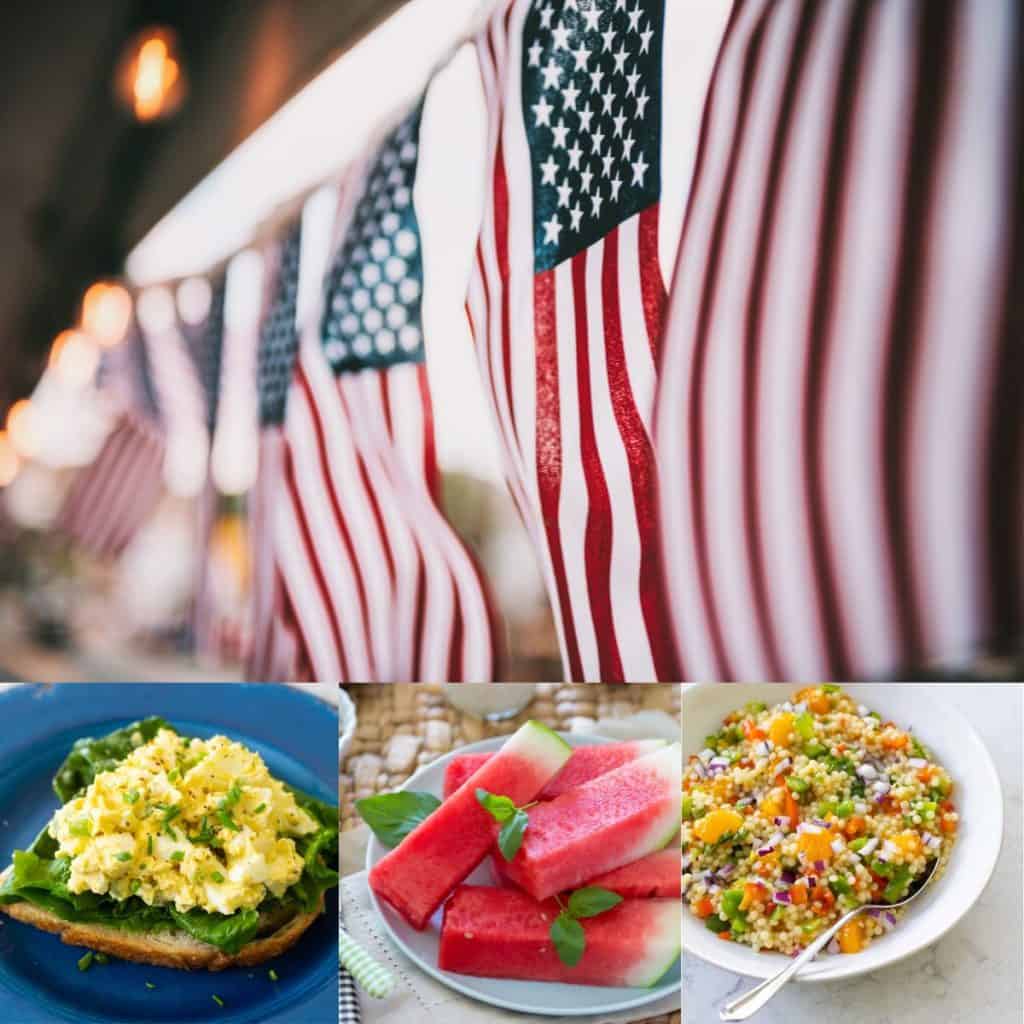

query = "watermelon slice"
[439,885,680,987]
[493,846,681,899]
[442,739,666,800]
[579,848,682,899]
[498,743,681,901]
[368,720,572,930]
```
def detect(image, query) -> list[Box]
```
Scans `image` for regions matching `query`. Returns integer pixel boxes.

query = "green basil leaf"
[550,912,586,967]
[497,809,529,861]
[474,789,517,824]
[566,886,623,919]
[355,791,441,848]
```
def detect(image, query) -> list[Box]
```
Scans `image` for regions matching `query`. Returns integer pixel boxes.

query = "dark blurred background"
[0,0,407,415]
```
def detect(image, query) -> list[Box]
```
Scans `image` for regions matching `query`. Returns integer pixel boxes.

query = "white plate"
[681,683,1004,983]
[365,733,682,1017]
[338,687,357,765]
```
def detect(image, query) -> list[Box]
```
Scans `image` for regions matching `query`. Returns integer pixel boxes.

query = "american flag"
[248,220,308,681]
[57,326,165,559]
[656,0,1023,679]
[274,104,499,682]
[469,0,679,681]
[182,275,229,662]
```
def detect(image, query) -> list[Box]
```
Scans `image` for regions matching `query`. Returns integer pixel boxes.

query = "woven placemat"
[340,683,682,1024]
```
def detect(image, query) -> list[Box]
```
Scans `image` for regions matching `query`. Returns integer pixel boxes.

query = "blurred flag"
[656,0,1023,679]
[181,274,232,663]
[469,0,680,681]
[248,220,308,681]
[57,326,165,558]
[273,104,498,682]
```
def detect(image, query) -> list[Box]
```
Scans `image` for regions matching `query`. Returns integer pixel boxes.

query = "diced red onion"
[773,815,792,829]
[814,859,826,872]
[811,818,829,828]
[831,837,845,854]
[698,748,715,764]
[735,796,754,807]
[807,876,817,889]
[775,757,792,773]
[856,764,878,780]
[718,862,736,880]
[907,757,927,769]
[709,756,731,768]
[827,938,841,955]
[858,837,879,857]
[780,868,797,885]
[773,891,792,905]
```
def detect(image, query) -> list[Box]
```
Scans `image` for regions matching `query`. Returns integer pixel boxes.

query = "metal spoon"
[719,857,940,1021]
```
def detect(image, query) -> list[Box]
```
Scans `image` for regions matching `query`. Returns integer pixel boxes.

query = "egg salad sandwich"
[0,717,338,971]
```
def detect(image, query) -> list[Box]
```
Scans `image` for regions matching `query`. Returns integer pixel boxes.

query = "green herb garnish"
[549,887,623,966]
[114,852,132,862]
[212,995,224,1007]
[211,871,225,884]
[268,969,279,981]
[253,803,266,814]
[355,791,442,849]
[78,951,94,971]
[170,851,184,863]
[145,982,156,990]
[474,789,533,861]
[124,790,140,805]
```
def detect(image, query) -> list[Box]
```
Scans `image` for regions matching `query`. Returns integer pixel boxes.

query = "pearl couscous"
[682,685,957,955]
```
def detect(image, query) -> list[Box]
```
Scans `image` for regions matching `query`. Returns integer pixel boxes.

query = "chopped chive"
[217,808,241,832]
[147,835,153,856]
[211,871,225,884]
[253,803,266,814]
[170,850,185,863]
[212,994,224,1007]
[167,769,180,783]
[124,789,140,804]
[114,852,133,862]
[145,982,156,990]
[268,969,279,982]
[77,952,94,971]
[69,818,92,838]
[130,879,142,894]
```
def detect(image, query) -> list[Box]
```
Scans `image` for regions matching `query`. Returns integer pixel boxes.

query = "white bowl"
[681,683,1003,983]
[338,686,357,766]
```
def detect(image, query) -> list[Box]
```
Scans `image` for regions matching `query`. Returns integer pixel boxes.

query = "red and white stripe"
[58,406,165,559]
[467,0,679,682]
[656,0,1023,680]
[267,170,497,683]
[247,428,308,680]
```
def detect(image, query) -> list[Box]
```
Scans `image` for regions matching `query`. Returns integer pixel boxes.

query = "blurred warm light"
[6,399,41,459]
[3,460,65,529]
[81,281,133,348]
[50,330,101,388]
[116,28,186,123]
[211,515,251,592]
[137,285,178,335]
[176,276,212,326]
[0,431,19,487]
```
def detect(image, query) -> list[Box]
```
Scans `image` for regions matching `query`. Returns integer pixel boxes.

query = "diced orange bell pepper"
[797,828,834,863]
[783,788,801,828]
[742,719,767,741]
[893,831,922,857]
[740,881,767,911]
[789,879,809,905]
[695,898,714,919]
[844,816,866,839]
[769,713,795,747]
[693,808,745,844]
[882,731,908,750]
[838,917,865,954]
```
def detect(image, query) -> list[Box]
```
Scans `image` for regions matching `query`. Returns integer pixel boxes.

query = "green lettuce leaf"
[53,717,171,803]
[169,907,261,955]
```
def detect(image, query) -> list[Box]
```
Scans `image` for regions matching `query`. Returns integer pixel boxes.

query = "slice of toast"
[0,866,324,971]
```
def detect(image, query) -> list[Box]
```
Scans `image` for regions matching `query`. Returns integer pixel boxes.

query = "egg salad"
[50,728,319,916]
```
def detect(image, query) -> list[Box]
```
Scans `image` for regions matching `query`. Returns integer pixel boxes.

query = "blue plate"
[0,684,338,1024]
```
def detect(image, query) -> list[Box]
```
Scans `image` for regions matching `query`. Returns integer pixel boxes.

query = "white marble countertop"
[683,684,1023,1023]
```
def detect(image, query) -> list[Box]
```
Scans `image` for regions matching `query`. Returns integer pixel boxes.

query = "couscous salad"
[682,685,958,955]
